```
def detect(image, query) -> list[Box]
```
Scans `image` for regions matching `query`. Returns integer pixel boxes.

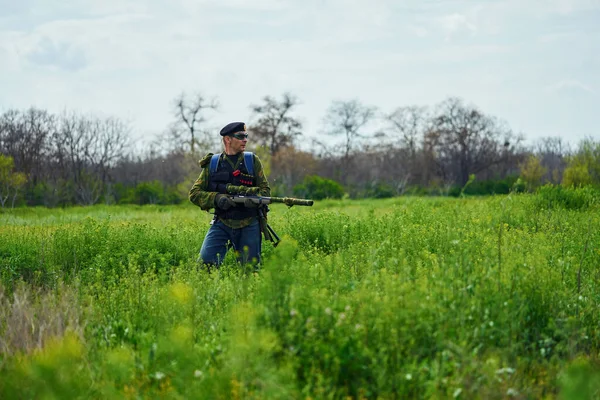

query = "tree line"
[1,92,599,208]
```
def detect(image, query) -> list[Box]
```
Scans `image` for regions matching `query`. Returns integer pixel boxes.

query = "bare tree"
[54,113,96,204]
[270,146,318,193]
[323,99,377,160]
[249,92,302,155]
[92,117,130,182]
[322,99,377,184]
[0,108,55,186]
[532,136,570,184]
[386,106,428,153]
[52,112,130,205]
[385,105,429,186]
[173,92,219,153]
[151,125,188,156]
[0,155,27,208]
[429,97,519,186]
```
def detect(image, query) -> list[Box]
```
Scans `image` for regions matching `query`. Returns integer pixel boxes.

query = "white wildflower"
[496,367,515,375]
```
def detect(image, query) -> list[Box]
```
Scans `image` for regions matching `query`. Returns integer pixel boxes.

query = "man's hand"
[215,194,236,210]
[208,182,231,194]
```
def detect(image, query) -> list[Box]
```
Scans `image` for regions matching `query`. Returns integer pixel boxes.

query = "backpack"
[209,151,255,176]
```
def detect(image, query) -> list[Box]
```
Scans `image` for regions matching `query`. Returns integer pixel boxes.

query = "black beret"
[220,121,247,136]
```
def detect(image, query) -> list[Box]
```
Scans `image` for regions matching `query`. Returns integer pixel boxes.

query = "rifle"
[228,195,314,247]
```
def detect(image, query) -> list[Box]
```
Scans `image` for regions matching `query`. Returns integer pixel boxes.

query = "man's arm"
[188,154,218,211]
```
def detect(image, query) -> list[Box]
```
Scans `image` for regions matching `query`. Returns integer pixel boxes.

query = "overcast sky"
[1,0,598,150]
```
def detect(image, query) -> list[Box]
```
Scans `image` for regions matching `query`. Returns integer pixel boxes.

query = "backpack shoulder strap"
[209,153,220,175]
[244,151,254,176]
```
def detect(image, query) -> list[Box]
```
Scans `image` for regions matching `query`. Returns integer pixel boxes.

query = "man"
[188,121,271,268]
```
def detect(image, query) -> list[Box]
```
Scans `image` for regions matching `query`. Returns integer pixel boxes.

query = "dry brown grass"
[0,283,85,356]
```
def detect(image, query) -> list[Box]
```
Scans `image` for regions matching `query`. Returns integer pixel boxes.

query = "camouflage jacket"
[188,152,271,228]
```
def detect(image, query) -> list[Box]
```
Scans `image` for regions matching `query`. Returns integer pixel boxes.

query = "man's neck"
[224,149,241,156]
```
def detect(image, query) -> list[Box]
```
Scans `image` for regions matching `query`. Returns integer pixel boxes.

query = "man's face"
[227,132,248,154]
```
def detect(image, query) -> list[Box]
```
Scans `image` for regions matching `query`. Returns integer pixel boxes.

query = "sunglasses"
[230,133,249,140]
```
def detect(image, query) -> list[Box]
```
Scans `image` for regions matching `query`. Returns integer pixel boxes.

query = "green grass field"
[1,192,599,399]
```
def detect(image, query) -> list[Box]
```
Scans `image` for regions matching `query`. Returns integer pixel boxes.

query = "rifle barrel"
[269,197,314,206]
[229,195,314,207]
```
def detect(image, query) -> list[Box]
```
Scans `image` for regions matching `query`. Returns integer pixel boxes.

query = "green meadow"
[1,190,599,399]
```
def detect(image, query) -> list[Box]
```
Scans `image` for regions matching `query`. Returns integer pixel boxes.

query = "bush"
[361,182,396,199]
[163,186,184,205]
[117,181,185,206]
[448,176,520,197]
[403,185,432,196]
[27,180,74,207]
[534,184,599,210]
[134,181,164,205]
[2,197,600,398]
[293,175,344,200]
[112,183,135,205]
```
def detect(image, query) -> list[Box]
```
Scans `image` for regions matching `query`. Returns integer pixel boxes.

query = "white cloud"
[438,13,477,40]
[546,79,595,94]
[406,25,429,37]
[180,0,289,12]
[547,0,600,15]
[27,37,87,70]
[0,0,599,145]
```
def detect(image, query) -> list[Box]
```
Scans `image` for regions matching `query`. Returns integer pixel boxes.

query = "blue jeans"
[199,219,262,266]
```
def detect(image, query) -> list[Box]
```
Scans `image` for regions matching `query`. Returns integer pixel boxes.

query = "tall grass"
[0,191,599,398]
